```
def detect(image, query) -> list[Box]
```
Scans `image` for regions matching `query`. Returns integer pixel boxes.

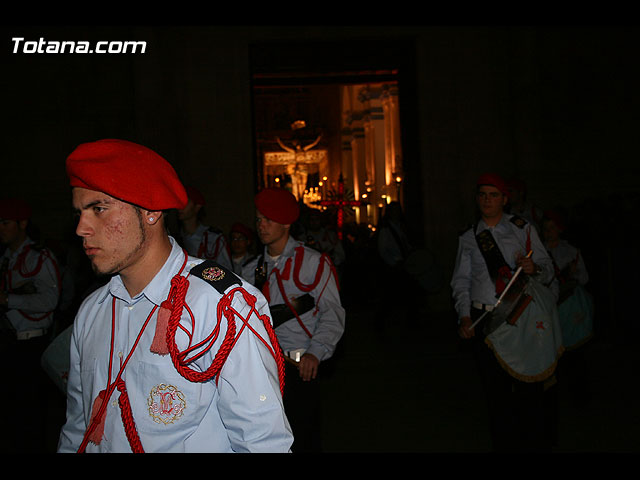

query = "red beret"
[0,198,31,221]
[254,188,300,225]
[66,139,188,211]
[477,173,507,194]
[230,222,253,240]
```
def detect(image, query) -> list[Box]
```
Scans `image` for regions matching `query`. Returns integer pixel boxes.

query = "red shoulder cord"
[78,249,285,453]
[268,246,340,338]
[4,244,62,322]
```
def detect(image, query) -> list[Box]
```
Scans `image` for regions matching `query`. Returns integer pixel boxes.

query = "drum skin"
[485,278,564,383]
[557,284,594,350]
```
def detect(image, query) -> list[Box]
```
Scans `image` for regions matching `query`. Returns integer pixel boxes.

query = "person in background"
[251,187,345,452]
[229,221,257,276]
[299,208,345,274]
[178,185,232,270]
[542,209,593,408]
[0,197,61,452]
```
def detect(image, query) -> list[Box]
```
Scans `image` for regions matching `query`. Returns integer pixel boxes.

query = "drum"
[485,278,564,383]
[557,284,594,350]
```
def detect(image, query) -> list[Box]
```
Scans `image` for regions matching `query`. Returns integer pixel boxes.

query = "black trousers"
[282,360,323,453]
[0,328,52,452]
[470,307,555,452]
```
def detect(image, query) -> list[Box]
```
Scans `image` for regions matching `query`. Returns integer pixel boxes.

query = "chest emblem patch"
[202,266,225,282]
[148,384,187,425]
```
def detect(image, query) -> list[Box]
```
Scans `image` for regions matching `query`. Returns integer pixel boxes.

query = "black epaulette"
[189,260,240,294]
[510,215,528,229]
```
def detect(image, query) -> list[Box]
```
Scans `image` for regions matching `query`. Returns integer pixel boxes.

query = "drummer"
[451,172,556,452]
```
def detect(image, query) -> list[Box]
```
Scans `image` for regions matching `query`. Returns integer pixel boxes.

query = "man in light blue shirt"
[247,187,345,452]
[58,139,292,453]
[450,173,558,452]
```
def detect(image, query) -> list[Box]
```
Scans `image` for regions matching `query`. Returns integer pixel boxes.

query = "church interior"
[1,23,639,454]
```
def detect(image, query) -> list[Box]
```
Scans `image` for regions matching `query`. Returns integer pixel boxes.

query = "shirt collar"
[476,213,511,233]
[2,237,33,260]
[98,236,188,306]
[263,235,300,261]
[181,223,208,239]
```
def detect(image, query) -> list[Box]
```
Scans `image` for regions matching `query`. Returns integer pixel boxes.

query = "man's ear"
[144,210,163,225]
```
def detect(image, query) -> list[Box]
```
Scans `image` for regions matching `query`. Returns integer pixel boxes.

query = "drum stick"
[469,250,533,331]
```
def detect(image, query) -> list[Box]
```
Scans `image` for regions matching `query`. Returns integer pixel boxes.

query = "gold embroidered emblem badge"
[148,384,187,425]
[202,266,225,281]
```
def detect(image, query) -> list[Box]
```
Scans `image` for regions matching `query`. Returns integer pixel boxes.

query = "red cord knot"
[87,389,108,445]
[150,275,189,355]
[116,379,144,453]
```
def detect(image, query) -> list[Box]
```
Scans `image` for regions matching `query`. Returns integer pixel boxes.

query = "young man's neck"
[266,234,289,258]
[482,211,504,227]
[8,232,28,253]
[120,234,173,298]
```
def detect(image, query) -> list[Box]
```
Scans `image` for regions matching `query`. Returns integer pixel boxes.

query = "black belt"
[269,294,315,328]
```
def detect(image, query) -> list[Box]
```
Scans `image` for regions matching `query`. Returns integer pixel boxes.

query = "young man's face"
[542,219,561,243]
[476,185,507,220]
[0,218,26,249]
[177,199,200,222]
[73,187,148,277]
[255,210,289,248]
[230,232,249,256]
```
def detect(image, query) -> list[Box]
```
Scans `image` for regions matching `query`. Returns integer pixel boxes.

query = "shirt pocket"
[128,359,214,437]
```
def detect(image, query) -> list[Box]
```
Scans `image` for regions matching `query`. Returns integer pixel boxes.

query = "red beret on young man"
[66,138,188,211]
[254,187,300,225]
[476,173,508,194]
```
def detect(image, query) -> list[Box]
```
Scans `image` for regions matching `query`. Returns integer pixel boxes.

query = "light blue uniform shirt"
[181,223,232,271]
[2,238,60,333]
[450,214,554,321]
[58,237,292,453]
[242,236,345,362]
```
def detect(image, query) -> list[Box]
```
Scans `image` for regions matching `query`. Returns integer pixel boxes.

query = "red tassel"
[88,390,107,445]
[495,266,512,295]
[150,302,171,355]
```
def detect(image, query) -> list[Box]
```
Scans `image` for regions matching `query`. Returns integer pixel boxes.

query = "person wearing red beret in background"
[248,187,345,452]
[228,222,257,276]
[541,209,594,408]
[177,186,232,271]
[0,197,62,452]
[451,173,562,452]
[58,139,292,453]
